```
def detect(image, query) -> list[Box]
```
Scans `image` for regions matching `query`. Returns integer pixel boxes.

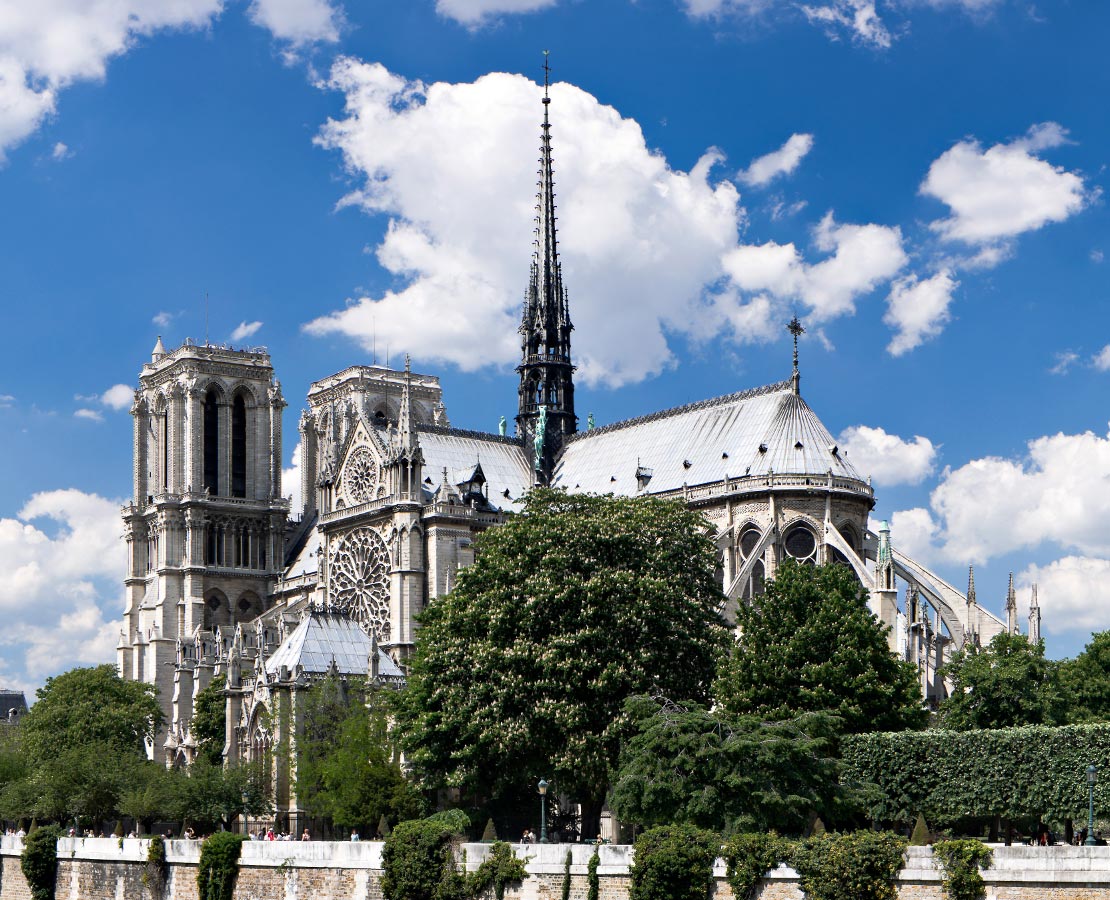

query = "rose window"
[329,527,391,641]
[342,446,379,505]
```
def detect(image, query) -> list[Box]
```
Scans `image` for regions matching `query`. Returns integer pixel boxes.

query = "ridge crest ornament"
[328,526,391,641]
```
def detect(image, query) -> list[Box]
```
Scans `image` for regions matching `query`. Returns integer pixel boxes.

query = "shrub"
[21,824,61,900]
[142,835,169,900]
[425,808,473,837]
[723,832,788,900]
[481,818,498,842]
[382,817,466,900]
[791,831,906,900]
[910,814,931,846]
[932,839,993,900]
[629,824,718,900]
[196,832,245,900]
[469,841,528,900]
[378,814,392,839]
[561,849,572,900]
[586,847,600,900]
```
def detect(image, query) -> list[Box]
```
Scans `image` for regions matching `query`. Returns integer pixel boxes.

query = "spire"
[967,565,977,606]
[788,316,804,395]
[1005,572,1017,634]
[517,50,577,483]
[398,354,415,451]
[1029,584,1041,643]
[152,335,166,361]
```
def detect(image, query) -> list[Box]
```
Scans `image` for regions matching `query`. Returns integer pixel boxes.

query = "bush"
[933,839,993,900]
[142,835,168,900]
[21,824,61,900]
[425,808,473,837]
[629,824,718,900]
[910,814,931,846]
[196,832,245,900]
[481,817,497,842]
[469,841,528,900]
[382,817,466,900]
[379,814,392,839]
[723,832,788,900]
[586,847,600,900]
[561,849,572,900]
[791,831,906,900]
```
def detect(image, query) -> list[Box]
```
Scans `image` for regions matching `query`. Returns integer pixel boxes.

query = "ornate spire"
[517,50,577,483]
[967,565,977,606]
[1029,584,1041,643]
[788,316,804,395]
[1005,572,1017,634]
[398,354,415,451]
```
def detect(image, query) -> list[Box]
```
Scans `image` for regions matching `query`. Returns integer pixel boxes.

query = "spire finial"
[543,49,551,101]
[787,315,804,395]
[967,565,976,605]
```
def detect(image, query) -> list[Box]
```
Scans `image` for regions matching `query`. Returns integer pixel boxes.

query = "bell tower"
[516,52,577,483]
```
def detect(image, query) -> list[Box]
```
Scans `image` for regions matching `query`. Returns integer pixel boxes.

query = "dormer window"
[794,441,804,450]
[758,443,768,454]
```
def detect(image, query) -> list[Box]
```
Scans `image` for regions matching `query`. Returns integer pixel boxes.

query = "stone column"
[185,380,202,494]
[299,411,318,518]
[132,395,148,503]
[168,384,185,494]
[270,381,286,503]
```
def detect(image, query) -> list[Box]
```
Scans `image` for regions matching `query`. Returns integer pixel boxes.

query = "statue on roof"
[534,405,548,470]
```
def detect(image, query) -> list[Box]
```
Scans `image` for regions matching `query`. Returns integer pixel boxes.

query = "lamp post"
[538,779,549,844]
[1087,765,1099,846]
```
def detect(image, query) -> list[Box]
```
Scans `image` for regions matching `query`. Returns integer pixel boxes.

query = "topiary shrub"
[468,840,528,900]
[629,824,718,900]
[586,847,600,900]
[932,839,993,900]
[910,814,932,846]
[21,824,61,900]
[790,831,906,900]
[378,814,392,839]
[113,820,125,838]
[382,817,466,900]
[142,835,169,900]
[196,832,246,900]
[481,818,498,842]
[723,832,789,900]
[560,849,572,900]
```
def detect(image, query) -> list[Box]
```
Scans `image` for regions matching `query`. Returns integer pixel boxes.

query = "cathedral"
[117,73,1041,828]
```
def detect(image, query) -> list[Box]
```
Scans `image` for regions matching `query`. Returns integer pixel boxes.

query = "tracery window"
[784,525,818,566]
[737,526,766,599]
[328,526,391,641]
[341,446,379,505]
[203,389,219,495]
[231,394,247,498]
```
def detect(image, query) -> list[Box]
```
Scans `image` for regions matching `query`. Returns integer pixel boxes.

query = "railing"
[653,472,873,504]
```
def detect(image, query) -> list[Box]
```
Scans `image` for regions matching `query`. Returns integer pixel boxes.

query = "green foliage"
[722,832,788,900]
[174,760,271,830]
[611,695,839,835]
[21,824,60,900]
[910,813,931,846]
[790,831,906,900]
[196,832,245,900]
[142,835,169,900]
[561,849,572,900]
[426,808,473,836]
[469,841,529,900]
[481,817,497,841]
[298,676,425,832]
[716,560,926,736]
[938,633,1064,730]
[932,840,993,900]
[190,676,226,766]
[379,814,393,838]
[629,824,717,900]
[382,816,466,900]
[397,489,729,832]
[1056,631,1110,724]
[841,724,1110,829]
[586,847,600,900]
[118,761,179,834]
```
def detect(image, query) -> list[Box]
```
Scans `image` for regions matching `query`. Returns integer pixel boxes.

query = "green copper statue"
[533,405,547,470]
[498,415,507,437]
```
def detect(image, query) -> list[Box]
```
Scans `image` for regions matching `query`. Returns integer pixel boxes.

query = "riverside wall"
[5,837,1110,899]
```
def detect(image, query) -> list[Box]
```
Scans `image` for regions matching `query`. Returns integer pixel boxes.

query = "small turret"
[152,335,166,362]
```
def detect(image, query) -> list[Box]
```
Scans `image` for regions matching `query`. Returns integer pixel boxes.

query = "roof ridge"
[417,423,524,445]
[563,380,793,444]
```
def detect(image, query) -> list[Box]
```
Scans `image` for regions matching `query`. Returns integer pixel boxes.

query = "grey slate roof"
[553,382,864,496]
[416,426,533,511]
[0,691,27,720]
[265,611,405,680]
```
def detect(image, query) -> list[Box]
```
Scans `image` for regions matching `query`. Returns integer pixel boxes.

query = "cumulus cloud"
[1019,557,1110,634]
[435,0,558,25]
[0,395,14,408]
[0,490,125,687]
[100,384,134,410]
[51,141,71,161]
[74,408,104,422]
[738,133,814,187]
[838,425,938,485]
[922,123,1091,246]
[283,441,304,517]
[1049,350,1079,375]
[1093,346,1110,372]
[152,311,174,328]
[681,0,773,15]
[801,1,893,48]
[889,506,941,564]
[883,269,958,355]
[230,320,263,342]
[248,0,341,45]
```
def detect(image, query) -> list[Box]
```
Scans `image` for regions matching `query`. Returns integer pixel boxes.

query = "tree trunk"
[580,798,604,844]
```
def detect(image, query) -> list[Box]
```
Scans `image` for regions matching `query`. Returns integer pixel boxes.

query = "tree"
[937,632,1064,730]
[1058,632,1110,724]
[611,696,842,835]
[396,489,730,838]
[191,676,227,766]
[173,760,271,831]
[21,665,163,766]
[716,560,926,735]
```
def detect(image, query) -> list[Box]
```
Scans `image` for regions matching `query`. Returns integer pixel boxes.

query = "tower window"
[203,389,219,495]
[232,394,247,498]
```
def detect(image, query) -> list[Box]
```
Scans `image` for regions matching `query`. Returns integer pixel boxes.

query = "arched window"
[784,525,818,566]
[203,389,220,495]
[737,526,766,599]
[232,394,247,498]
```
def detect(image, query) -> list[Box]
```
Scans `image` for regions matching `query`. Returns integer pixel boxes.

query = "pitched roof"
[416,426,533,511]
[553,382,864,496]
[265,610,404,680]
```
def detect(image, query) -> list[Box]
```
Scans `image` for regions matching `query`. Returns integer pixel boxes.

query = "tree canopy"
[191,676,226,767]
[1058,631,1110,725]
[396,489,730,836]
[716,560,925,735]
[937,632,1064,730]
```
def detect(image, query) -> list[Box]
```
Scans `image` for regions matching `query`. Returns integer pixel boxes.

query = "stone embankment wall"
[5,836,1110,899]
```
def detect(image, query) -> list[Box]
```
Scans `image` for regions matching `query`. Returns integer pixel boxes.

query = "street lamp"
[1087,765,1098,846]
[538,779,549,844]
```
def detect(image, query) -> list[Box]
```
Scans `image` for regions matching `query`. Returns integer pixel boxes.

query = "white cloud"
[801,1,893,48]
[310,61,749,388]
[51,141,71,160]
[922,123,1090,246]
[838,425,938,485]
[889,507,940,564]
[248,0,341,45]
[738,133,814,187]
[434,0,557,25]
[0,394,14,408]
[100,384,134,410]
[681,0,772,16]
[883,269,958,356]
[283,441,304,517]
[0,490,125,687]
[1093,346,1110,372]
[1019,557,1110,635]
[1049,350,1079,375]
[230,320,263,342]
[152,311,174,328]
[1091,250,1104,264]
[74,408,104,422]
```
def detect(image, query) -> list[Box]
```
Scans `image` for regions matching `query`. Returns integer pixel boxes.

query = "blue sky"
[1,0,1108,694]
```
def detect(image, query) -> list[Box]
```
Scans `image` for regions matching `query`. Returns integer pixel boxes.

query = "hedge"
[628,824,717,900]
[841,724,1110,829]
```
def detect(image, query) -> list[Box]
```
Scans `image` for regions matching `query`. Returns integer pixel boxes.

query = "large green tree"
[1058,631,1110,724]
[396,489,730,838]
[937,632,1064,730]
[716,560,926,735]
[191,675,227,766]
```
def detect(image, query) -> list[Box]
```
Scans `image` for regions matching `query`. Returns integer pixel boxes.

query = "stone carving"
[328,527,391,641]
[341,446,379,505]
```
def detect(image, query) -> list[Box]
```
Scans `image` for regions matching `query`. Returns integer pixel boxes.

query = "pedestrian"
[350,830,360,842]
[301,828,310,841]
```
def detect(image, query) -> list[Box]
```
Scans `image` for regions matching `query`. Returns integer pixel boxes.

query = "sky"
[1,0,1109,696]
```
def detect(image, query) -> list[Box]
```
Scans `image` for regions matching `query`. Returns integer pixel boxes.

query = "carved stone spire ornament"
[1005,572,1018,634]
[516,50,577,484]
[788,315,805,395]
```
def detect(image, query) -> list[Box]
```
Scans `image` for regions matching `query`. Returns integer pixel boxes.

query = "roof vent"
[683,459,692,469]
[758,443,768,454]
[636,465,653,491]
[424,477,433,485]
[610,475,617,482]
[794,441,804,450]
[502,489,512,499]
[829,444,839,456]
[722,452,729,459]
